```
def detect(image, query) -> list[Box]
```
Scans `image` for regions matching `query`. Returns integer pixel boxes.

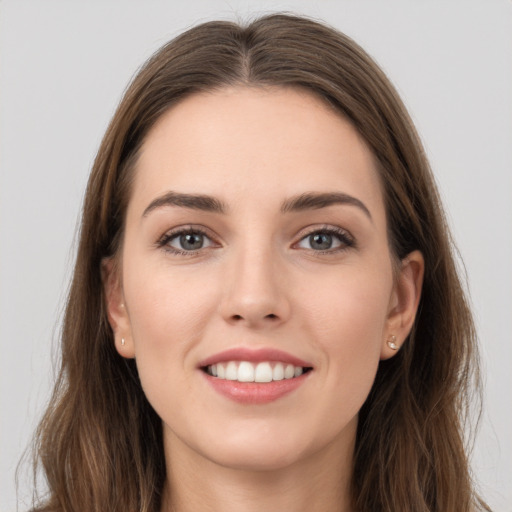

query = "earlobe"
[381,250,424,360]
[101,257,135,359]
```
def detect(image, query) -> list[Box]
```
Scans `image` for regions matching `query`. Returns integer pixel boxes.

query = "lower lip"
[202,372,310,404]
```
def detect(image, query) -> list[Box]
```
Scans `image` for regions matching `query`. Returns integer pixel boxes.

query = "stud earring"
[121,338,126,346]
[386,335,398,350]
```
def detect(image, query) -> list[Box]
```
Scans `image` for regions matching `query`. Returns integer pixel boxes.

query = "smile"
[199,347,313,403]
[205,361,310,383]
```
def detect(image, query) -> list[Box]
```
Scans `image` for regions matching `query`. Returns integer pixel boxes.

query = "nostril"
[231,313,278,321]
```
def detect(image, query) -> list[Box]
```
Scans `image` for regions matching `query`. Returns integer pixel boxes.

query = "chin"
[207,440,310,472]
[188,419,345,473]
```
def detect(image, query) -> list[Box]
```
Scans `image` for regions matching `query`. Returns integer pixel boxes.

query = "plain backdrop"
[1,1,511,510]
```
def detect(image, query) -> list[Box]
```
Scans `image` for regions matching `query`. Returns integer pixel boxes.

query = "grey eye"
[168,232,212,251]
[298,232,343,251]
[180,233,204,250]
[308,233,333,250]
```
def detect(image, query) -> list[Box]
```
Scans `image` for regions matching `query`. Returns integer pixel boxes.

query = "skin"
[104,86,424,512]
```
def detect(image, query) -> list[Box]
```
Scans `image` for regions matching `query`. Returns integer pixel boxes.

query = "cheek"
[302,265,391,342]
[297,280,388,442]
[122,259,220,384]
[299,266,392,389]
[125,253,216,326]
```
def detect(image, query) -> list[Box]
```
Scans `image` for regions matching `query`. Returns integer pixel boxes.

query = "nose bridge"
[220,234,290,326]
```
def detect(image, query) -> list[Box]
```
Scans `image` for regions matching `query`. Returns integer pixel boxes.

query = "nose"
[219,245,291,329]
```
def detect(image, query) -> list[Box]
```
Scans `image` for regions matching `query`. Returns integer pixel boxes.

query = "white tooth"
[272,363,284,381]
[226,361,238,380]
[294,366,303,377]
[284,364,295,379]
[211,364,217,377]
[216,363,226,379]
[238,361,255,382]
[254,362,273,383]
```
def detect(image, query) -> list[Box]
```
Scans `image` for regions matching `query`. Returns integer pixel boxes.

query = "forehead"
[130,86,385,219]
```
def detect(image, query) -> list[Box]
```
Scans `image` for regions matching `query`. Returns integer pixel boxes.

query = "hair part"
[30,14,489,512]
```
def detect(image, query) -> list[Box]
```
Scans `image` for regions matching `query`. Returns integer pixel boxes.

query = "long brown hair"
[30,14,489,512]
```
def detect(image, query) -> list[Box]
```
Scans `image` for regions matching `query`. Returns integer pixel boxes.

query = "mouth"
[202,361,313,383]
[198,347,314,404]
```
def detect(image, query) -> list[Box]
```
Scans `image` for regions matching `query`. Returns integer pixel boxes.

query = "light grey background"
[1,1,511,510]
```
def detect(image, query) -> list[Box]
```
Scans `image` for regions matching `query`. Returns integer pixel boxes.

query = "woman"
[31,14,490,512]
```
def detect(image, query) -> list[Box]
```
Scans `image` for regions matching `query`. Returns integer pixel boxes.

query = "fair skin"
[104,86,424,512]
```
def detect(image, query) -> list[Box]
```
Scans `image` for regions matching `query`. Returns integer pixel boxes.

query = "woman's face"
[106,86,422,472]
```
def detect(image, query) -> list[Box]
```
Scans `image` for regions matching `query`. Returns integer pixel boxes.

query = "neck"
[160,424,356,512]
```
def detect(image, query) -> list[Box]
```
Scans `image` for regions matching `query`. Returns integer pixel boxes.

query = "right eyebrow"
[142,191,227,217]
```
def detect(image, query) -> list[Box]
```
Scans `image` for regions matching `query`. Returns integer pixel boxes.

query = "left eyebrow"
[281,192,372,221]
[142,191,227,217]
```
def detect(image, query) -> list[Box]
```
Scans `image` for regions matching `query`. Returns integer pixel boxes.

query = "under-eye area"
[202,361,314,383]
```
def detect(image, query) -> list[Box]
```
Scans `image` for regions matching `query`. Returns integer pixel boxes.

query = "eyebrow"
[143,191,227,217]
[142,190,372,221]
[281,192,372,220]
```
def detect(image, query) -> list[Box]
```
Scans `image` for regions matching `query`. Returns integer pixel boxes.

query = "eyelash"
[156,225,355,256]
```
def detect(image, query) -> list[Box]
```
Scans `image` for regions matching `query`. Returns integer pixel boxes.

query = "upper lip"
[198,347,313,368]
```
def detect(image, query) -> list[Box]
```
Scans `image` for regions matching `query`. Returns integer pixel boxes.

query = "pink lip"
[202,372,310,404]
[198,347,312,368]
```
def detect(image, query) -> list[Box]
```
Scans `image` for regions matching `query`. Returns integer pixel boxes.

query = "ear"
[381,250,424,360]
[101,257,135,359]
